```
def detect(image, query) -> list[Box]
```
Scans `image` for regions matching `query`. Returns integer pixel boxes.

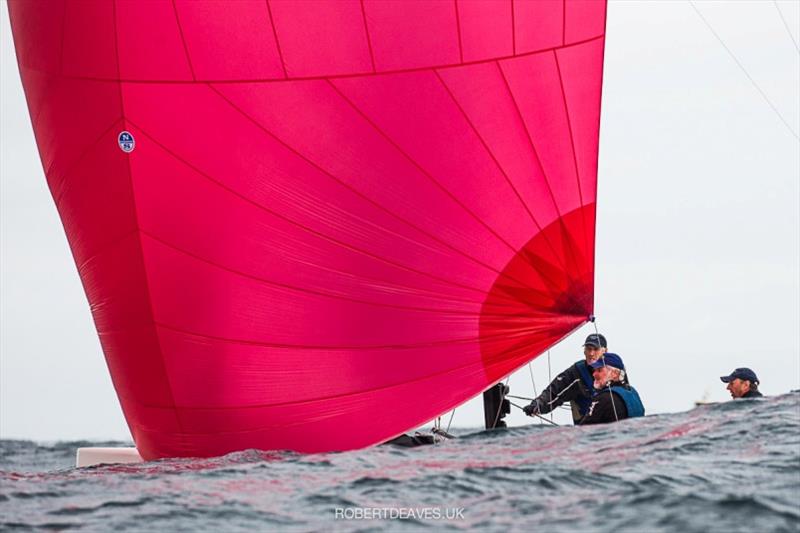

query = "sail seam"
[208,83,548,296]
[495,60,585,311]
[171,0,196,81]
[265,0,288,79]
[17,34,604,85]
[432,69,573,282]
[112,0,183,434]
[127,118,520,301]
[359,0,376,73]
[50,118,125,207]
[325,80,542,282]
[553,50,590,265]
[454,0,463,64]
[511,0,516,55]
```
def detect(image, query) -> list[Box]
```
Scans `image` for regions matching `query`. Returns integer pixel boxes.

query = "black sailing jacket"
[532,360,595,424]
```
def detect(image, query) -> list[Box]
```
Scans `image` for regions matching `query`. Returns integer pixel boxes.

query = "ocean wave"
[1,392,798,532]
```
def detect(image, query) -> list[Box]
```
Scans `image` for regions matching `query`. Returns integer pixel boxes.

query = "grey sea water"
[2,393,799,532]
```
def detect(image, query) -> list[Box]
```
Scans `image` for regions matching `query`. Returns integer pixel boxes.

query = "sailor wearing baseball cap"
[583,333,607,349]
[720,368,762,399]
[579,353,645,425]
[523,333,613,424]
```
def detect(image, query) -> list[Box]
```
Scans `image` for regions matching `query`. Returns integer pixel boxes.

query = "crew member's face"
[584,345,606,365]
[726,378,751,399]
[592,365,614,389]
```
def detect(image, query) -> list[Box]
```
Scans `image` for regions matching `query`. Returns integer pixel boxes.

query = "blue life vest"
[571,361,595,422]
[609,385,645,418]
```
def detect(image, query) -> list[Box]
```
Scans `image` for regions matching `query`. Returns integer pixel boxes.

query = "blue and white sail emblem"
[118,131,135,153]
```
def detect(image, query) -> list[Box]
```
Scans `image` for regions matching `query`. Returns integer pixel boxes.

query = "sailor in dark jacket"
[720,368,763,399]
[523,333,609,424]
[580,353,645,425]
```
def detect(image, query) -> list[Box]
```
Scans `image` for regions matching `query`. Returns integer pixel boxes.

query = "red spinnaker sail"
[9,0,606,459]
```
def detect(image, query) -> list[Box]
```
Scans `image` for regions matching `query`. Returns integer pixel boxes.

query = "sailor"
[580,353,645,425]
[720,368,763,399]
[523,333,608,424]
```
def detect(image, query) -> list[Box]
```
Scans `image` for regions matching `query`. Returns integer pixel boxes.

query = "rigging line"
[508,400,559,426]
[527,362,538,397]
[445,409,456,435]
[688,0,800,141]
[592,319,618,423]
[527,362,541,425]
[773,1,800,54]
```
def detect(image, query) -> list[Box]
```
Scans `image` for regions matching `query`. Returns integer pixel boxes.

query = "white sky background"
[1,1,798,441]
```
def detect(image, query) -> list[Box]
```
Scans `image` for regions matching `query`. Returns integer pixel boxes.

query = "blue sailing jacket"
[609,385,645,418]
[573,360,595,419]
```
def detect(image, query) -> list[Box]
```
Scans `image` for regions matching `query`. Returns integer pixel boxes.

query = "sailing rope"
[688,0,799,141]
[508,394,568,411]
[507,394,533,401]
[593,318,619,423]
[508,400,559,426]
[527,362,543,425]
[528,363,538,398]
[445,409,456,435]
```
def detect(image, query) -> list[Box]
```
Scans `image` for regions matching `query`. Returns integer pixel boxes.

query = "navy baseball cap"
[583,333,607,348]
[720,368,759,384]
[589,352,624,371]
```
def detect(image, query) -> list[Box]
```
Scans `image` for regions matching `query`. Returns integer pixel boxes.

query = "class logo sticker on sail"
[118,131,135,153]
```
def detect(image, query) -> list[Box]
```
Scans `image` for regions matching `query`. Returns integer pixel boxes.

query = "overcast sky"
[2,1,799,441]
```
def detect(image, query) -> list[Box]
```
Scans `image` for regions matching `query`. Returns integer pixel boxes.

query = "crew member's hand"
[522,401,539,417]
